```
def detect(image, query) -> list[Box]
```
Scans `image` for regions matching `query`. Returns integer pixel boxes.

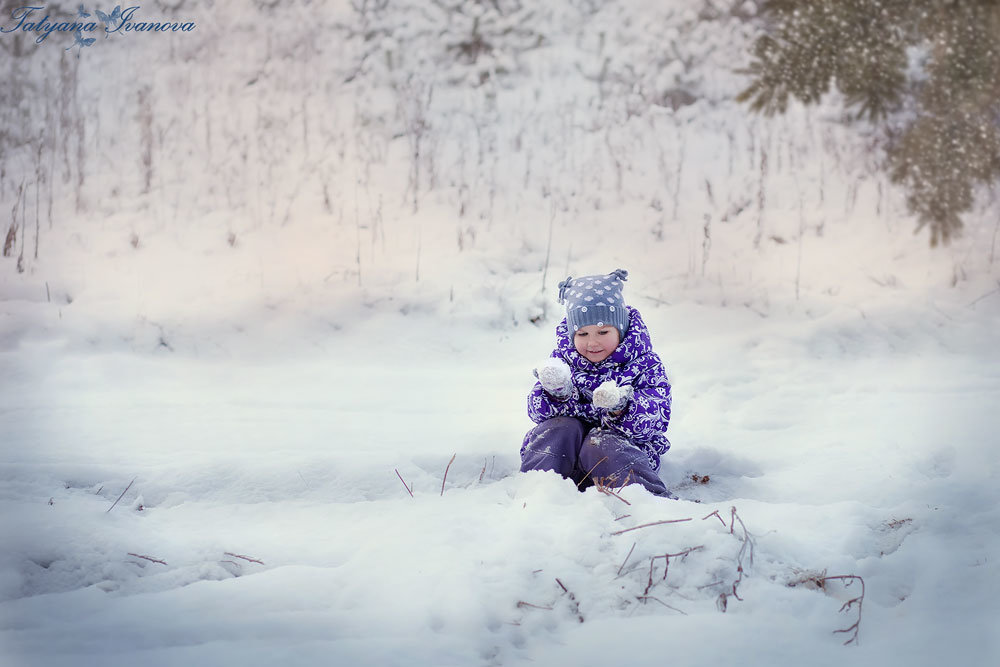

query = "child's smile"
[573,324,621,364]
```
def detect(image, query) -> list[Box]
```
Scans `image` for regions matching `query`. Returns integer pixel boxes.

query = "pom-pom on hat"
[557,269,630,340]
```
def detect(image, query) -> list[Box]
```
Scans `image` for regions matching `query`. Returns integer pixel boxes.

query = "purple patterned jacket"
[523,305,672,470]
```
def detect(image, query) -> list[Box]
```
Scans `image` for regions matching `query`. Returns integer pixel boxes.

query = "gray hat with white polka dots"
[557,269,630,340]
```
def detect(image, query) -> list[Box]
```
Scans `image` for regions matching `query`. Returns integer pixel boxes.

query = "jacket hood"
[556,305,653,370]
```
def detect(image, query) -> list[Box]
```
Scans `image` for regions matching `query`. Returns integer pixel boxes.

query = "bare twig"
[728,506,754,601]
[617,542,637,576]
[224,552,264,565]
[660,547,704,581]
[478,458,487,483]
[614,514,632,522]
[610,518,692,536]
[106,478,136,513]
[395,468,414,498]
[644,557,657,595]
[702,509,725,526]
[127,553,167,565]
[441,453,456,496]
[643,546,705,594]
[821,575,865,645]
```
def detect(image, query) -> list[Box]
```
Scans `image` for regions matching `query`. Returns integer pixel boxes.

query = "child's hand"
[533,358,574,401]
[593,380,633,412]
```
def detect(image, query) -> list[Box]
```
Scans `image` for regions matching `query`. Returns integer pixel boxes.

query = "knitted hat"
[557,269,630,340]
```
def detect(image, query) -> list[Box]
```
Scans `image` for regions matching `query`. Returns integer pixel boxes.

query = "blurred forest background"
[1,0,998,345]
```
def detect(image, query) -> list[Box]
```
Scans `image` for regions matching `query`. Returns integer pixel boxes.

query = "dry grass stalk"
[610,517,692,536]
[107,478,136,513]
[594,476,631,505]
[224,552,264,565]
[577,456,609,488]
[516,601,553,611]
[643,546,704,595]
[702,509,725,526]
[127,553,166,565]
[728,506,754,601]
[395,468,414,498]
[617,542,637,576]
[821,575,865,645]
[441,453,457,496]
[555,578,584,623]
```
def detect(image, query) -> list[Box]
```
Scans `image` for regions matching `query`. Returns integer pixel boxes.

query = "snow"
[1,1,999,665]
[536,356,572,395]
[592,379,625,408]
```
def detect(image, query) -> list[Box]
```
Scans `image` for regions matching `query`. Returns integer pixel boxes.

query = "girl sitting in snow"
[521,269,673,497]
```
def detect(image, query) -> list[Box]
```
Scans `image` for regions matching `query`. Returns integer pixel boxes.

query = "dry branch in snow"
[610,518,692,536]
[821,574,865,645]
[395,468,414,498]
[127,553,167,565]
[107,478,136,513]
[441,453,456,496]
[555,578,584,623]
[224,552,265,565]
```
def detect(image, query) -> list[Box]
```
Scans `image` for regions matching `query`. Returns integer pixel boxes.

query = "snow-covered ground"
[2,288,998,666]
[1,1,999,665]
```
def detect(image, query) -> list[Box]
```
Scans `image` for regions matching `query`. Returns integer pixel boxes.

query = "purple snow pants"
[520,417,669,497]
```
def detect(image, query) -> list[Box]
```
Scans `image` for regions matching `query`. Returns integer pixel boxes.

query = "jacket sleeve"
[527,381,602,424]
[604,354,672,442]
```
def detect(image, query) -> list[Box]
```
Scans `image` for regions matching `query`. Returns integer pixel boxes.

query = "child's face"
[573,324,620,364]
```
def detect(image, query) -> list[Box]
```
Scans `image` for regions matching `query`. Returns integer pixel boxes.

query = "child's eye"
[575,332,587,337]
[598,329,610,336]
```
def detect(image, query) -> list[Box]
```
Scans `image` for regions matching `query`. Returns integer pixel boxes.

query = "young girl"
[521,269,673,497]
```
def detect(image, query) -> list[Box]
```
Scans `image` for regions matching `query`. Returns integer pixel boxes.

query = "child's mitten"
[533,358,574,401]
[593,380,634,412]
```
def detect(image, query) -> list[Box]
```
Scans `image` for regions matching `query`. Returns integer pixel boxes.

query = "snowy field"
[3,275,998,666]
[2,1,999,665]
[1,287,998,666]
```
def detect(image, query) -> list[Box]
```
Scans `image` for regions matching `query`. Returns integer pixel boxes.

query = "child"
[521,269,673,497]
